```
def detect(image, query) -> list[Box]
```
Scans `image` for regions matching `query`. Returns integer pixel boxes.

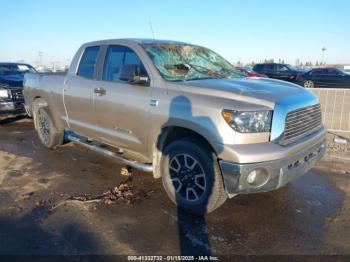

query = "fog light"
[246,168,269,187]
[247,171,257,184]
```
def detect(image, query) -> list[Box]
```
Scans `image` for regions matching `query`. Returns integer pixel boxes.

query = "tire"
[35,107,64,148]
[161,138,227,215]
[304,80,314,88]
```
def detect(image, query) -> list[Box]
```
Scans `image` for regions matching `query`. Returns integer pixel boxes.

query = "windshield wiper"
[184,76,216,81]
[185,63,226,78]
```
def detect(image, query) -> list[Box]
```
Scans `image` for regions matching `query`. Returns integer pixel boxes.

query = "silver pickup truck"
[24,39,326,214]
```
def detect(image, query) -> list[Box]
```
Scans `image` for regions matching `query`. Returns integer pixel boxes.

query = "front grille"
[10,89,24,102]
[282,104,322,144]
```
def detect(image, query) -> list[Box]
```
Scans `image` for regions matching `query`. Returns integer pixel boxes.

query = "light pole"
[321,47,326,66]
[38,51,43,67]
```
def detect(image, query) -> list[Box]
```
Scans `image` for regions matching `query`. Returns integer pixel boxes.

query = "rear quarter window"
[77,46,100,79]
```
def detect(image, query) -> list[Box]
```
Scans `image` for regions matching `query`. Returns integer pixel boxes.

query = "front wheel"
[304,80,314,88]
[161,139,227,215]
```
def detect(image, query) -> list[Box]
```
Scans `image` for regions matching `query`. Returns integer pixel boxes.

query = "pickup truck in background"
[24,39,326,214]
[0,63,36,119]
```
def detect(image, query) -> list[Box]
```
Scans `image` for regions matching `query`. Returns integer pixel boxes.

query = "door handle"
[149,99,159,107]
[94,87,106,96]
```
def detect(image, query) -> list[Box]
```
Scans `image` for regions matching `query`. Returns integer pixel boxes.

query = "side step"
[66,133,153,173]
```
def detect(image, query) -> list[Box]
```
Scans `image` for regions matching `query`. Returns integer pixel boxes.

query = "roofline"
[82,38,197,47]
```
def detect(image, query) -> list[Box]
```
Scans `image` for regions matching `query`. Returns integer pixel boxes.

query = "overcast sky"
[1,0,350,66]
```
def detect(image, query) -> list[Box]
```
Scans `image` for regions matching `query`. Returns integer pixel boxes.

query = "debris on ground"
[15,192,34,202]
[34,178,155,212]
[7,170,23,178]
[66,178,154,206]
[35,200,46,208]
[120,166,133,176]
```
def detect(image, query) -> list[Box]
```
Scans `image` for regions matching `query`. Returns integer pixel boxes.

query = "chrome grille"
[10,89,24,102]
[282,104,322,144]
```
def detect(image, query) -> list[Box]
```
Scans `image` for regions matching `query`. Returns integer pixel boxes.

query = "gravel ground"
[0,117,349,260]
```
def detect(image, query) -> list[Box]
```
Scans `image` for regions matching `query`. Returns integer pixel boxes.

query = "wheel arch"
[32,97,63,131]
[152,125,219,179]
[32,97,48,130]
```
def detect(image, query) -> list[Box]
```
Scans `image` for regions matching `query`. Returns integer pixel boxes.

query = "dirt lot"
[0,117,350,259]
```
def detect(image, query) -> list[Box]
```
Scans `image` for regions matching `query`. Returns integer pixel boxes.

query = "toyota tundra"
[23,39,326,214]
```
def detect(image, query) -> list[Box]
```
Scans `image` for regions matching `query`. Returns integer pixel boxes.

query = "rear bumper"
[219,136,326,196]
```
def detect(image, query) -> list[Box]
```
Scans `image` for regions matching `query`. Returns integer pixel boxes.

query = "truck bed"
[23,72,66,117]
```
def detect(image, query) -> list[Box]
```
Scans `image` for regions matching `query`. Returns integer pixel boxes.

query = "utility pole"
[38,51,43,67]
[149,21,155,40]
[321,47,326,66]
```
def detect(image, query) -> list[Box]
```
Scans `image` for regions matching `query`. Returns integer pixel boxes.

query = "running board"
[66,134,153,173]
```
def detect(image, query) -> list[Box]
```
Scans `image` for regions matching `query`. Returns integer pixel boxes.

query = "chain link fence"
[307,88,350,157]
[307,88,350,135]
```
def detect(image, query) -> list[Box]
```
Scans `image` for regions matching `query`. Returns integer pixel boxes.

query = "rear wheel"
[161,139,227,215]
[35,107,64,148]
[304,80,314,88]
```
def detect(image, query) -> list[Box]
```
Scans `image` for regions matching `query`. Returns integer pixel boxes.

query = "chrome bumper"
[219,138,326,197]
[0,101,25,116]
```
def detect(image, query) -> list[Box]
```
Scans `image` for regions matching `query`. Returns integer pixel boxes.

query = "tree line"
[235,58,326,67]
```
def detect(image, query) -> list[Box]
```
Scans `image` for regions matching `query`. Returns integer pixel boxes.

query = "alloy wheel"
[169,154,207,202]
[304,80,314,88]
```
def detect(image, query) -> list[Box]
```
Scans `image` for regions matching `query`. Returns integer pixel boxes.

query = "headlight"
[0,89,9,98]
[222,110,272,133]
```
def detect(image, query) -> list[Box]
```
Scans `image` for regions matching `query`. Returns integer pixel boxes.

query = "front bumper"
[0,101,26,116]
[219,137,326,197]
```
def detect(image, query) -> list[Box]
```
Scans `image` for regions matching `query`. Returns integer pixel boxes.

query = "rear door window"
[77,46,100,79]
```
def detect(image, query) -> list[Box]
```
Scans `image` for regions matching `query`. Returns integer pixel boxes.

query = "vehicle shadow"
[0,115,27,125]
[156,95,224,256]
[0,207,100,258]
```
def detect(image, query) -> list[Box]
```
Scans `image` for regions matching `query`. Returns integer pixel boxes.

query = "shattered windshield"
[142,44,243,81]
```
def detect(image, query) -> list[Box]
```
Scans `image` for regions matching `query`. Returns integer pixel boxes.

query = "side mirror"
[119,64,149,85]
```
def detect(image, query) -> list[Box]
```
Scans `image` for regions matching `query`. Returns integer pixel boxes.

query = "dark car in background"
[296,67,350,88]
[253,63,304,82]
[0,63,36,119]
[236,67,268,78]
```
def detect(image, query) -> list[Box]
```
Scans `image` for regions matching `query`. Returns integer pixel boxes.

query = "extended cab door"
[93,45,151,155]
[64,46,101,138]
